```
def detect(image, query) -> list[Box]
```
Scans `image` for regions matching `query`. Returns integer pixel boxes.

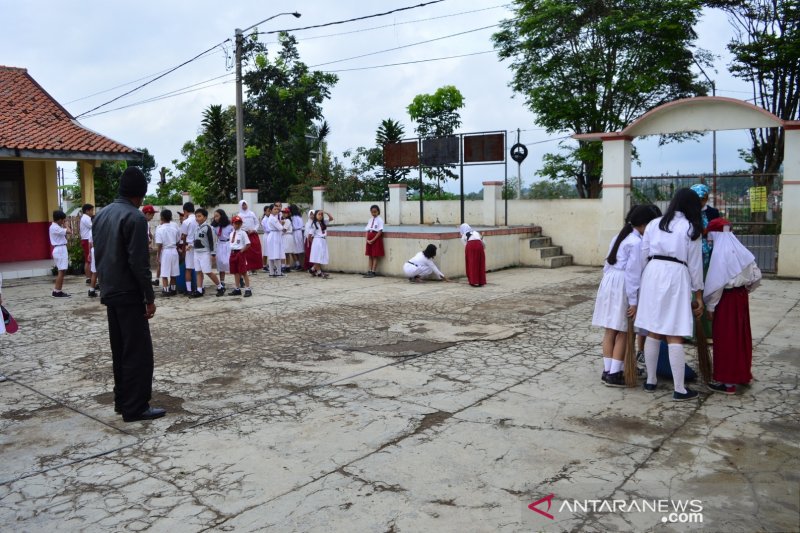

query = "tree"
[493,0,708,198]
[353,118,412,201]
[200,104,237,204]
[407,85,465,196]
[242,32,338,201]
[707,0,799,185]
[89,148,156,206]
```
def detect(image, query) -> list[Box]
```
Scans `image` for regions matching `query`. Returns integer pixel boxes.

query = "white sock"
[644,337,660,385]
[668,344,687,394]
[603,357,612,372]
[197,287,204,294]
[610,359,624,374]
[185,281,192,291]
[217,284,223,289]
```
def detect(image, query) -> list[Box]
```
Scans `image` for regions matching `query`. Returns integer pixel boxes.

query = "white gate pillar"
[778,124,800,277]
[599,135,632,254]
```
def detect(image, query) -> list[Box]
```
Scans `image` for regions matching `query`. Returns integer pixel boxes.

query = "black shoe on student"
[216,287,225,297]
[190,290,204,298]
[244,289,252,297]
[52,290,71,298]
[643,383,657,393]
[169,289,177,296]
[88,289,97,298]
[604,371,626,388]
[601,371,608,383]
[228,288,242,296]
[151,279,160,286]
[123,407,166,422]
[85,278,91,284]
[672,389,699,402]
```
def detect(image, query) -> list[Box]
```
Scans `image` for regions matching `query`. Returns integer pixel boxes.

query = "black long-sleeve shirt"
[93,197,155,305]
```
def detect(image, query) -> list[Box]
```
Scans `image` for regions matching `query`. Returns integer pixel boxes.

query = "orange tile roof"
[0,66,137,157]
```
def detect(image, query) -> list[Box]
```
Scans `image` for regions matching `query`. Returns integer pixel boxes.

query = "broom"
[692,300,712,384]
[624,316,638,387]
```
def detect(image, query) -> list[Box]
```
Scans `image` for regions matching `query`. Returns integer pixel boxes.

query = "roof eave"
[0,148,142,161]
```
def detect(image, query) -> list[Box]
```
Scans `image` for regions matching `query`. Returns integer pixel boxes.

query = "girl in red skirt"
[364,205,385,278]
[703,218,762,394]
[303,210,314,272]
[459,223,486,287]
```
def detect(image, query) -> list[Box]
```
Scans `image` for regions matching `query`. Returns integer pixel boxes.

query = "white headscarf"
[704,227,757,297]
[238,200,258,231]
[459,223,472,237]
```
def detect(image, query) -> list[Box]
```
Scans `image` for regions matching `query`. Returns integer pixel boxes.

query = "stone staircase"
[521,232,573,268]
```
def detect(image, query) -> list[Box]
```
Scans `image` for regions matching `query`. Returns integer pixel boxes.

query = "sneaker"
[216,287,225,297]
[364,271,375,278]
[85,278,91,284]
[707,383,736,395]
[604,371,626,388]
[601,371,608,383]
[190,290,204,298]
[672,389,699,402]
[228,288,242,296]
[262,267,270,273]
[52,290,71,298]
[643,383,657,393]
[88,289,97,298]
[244,289,252,297]
[169,289,177,296]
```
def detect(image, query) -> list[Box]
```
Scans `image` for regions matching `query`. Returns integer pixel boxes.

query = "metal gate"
[631,174,782,273]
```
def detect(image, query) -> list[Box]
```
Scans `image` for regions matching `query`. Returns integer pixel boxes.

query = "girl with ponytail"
[592,204,661,387]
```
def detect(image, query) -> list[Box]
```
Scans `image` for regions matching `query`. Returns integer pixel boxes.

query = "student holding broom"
[635,188,705,401]
[592,205,660,387]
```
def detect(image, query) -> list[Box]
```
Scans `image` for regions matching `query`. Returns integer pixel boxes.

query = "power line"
[75,40,230,118]
[281,4,509,42]
[310,23,498,68]
[324,50,494,72]
[255,0,446,36]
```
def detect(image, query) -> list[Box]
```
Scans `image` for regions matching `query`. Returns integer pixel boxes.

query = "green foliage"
[706,0,799,181]
[526,180,580,199]
[242,32,338,201]
[84,148,156,206]
[59,182,82,204]
[407,85,466,196]
[493,0,708,197]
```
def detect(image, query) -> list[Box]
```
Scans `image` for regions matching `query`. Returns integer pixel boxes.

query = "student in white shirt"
[363,205,385,278]
[289,204,305,270]
[265,204,285,276]
[155,209,181,296]
[49,210,71,297]
[403,244,449,283]
[280,208,296,273]
[211,209,233,286]
[191,208,225,297]
[309,210,334,278]
[180,202,198,294]
[635,188,705,401]
[80,203,94,284]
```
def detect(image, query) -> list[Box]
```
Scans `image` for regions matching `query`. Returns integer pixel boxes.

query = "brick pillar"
[599,135,632,257]
[181,191,191,205]
[388,183,407,225]
[778,125,800,277]
[242,189,259,208]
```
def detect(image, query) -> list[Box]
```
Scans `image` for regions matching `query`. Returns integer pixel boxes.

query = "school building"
[0,66,137,264]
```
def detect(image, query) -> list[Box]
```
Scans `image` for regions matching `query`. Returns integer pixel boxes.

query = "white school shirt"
[79,213,93,240]
[239,210,259,232]
[408,251,444,279]
[603,229,643,305]
[49,222,67,246]
[640,213,703,292]
[181,216,197,245]
[216,224,234,242]
[267,214,283,233]
[291,215,304,231]
[230,229,248,251]
[155,223,181,248]
[309,222,327,238]
[365,215,384,232]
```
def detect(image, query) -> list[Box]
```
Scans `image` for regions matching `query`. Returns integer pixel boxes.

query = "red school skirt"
[365,231,385,257]
[303,237,313,270]
[465,239,486,286]
[245,232,262,270]
[712,286,753,384]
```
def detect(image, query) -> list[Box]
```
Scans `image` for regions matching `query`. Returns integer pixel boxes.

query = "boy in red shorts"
[228,216,252,297]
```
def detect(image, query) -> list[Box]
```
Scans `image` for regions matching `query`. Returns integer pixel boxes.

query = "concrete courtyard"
[0,266,798,532]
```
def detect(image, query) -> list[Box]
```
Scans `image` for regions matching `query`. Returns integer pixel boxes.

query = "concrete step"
[528,236,552,248]
[537,245,563,258]
[543,255,573,268]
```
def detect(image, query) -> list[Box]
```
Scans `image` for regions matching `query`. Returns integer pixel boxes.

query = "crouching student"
[403,244,449,283]
[155,209,181,296]
[192,208,225,297]
[228,216,252,297]
[704,218,762,395]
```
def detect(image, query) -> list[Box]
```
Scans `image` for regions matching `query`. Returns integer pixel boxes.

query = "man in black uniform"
[93,167,165,422]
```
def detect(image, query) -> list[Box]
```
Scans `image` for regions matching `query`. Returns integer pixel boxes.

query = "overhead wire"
[323,50,494,72]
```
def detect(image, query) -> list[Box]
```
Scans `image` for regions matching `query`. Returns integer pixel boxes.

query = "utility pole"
[235,12,301,200]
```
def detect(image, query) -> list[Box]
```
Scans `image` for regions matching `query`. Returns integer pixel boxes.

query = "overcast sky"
[1,0,755,194]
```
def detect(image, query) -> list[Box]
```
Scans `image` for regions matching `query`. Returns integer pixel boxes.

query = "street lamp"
[235,11,301,200]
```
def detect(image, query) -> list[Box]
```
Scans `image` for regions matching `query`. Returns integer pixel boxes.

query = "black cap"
[119,167,147,198]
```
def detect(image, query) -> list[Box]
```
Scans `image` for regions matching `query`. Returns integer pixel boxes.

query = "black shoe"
[88,289,97,298]
[604,371,626,388]
[52,290,71,298]
[601,371,608,383]
[244,289,252,297]
[672,389,699,402]
[123,407,166,422]
[643,383,657,393]
[190,290,204,298]
[169,289,177,296]
[151,279,160,286]
[228,288,242,296]
[216,287,225,297]
[85,278,91,284]
[95,284,100,292]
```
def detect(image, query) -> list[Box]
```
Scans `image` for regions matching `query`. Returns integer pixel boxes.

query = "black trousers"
[106,304,154,416]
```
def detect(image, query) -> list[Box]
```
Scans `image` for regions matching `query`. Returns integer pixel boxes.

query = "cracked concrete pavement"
[0,267,798,532]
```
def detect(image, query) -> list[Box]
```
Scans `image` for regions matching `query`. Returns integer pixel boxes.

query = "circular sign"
[510,142,528,163]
